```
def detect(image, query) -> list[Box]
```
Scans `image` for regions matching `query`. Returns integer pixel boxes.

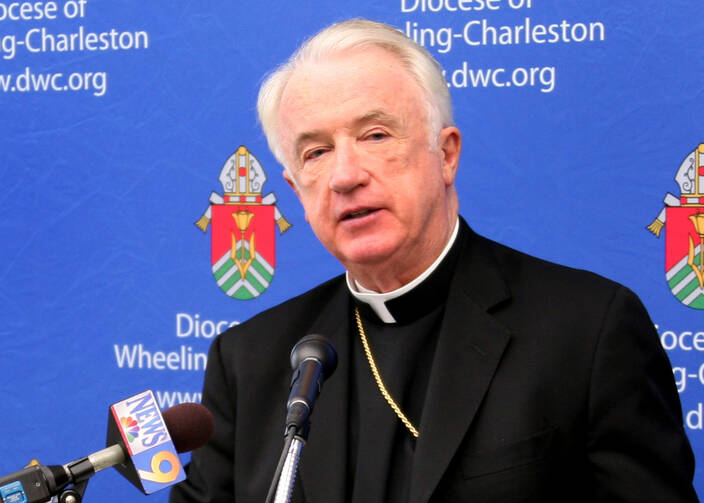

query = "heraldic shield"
[195,145,291,300]
[211,205,276,300]
[665,207,704,309]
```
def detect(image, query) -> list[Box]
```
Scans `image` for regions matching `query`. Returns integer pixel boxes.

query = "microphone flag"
[107,390,186,494]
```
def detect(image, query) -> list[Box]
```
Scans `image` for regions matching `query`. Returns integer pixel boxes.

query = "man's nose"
[328,145,369,193]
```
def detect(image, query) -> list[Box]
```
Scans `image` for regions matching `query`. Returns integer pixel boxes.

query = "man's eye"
[366,131,388,141]
[305,148,327,161]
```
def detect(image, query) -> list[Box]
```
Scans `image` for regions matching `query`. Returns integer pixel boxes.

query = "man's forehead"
[276,48,424,156]
[282,47,414,96]
[279,52,419,122]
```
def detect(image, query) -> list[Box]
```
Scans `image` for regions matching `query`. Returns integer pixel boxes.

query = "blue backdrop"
[1,1,703,500]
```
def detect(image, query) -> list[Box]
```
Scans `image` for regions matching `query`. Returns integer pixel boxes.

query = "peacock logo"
[120,416,140,443]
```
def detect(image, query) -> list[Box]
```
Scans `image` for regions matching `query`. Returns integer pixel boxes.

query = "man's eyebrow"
[355,110,398,127]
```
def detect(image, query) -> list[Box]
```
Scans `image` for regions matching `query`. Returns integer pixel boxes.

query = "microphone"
[285,334,338,433]
[105,391,214,494]
[0,392,214,502]
[265,335,338,503]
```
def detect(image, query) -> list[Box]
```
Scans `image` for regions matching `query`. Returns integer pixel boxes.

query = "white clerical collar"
[346,217,460,324]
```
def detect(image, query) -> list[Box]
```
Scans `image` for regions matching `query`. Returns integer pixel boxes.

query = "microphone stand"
[264,421,310,503]
[273,433,304,503]
[55,479,88,503]
[0,462,89,503]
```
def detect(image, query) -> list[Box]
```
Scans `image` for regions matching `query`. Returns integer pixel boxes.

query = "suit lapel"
[409,226,513,503]
[298,283,352,503]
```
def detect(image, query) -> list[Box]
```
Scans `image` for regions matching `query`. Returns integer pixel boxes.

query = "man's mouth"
[343,209,376,220]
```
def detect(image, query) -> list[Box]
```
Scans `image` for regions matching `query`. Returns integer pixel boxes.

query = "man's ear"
[283,168,301,198]
[283,168,310,222]
[437,126,461,187]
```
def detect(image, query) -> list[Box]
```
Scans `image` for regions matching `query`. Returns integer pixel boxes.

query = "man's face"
[277,47,460,289]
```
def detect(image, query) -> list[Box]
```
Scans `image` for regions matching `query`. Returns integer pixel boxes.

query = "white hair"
[257,18,454,168]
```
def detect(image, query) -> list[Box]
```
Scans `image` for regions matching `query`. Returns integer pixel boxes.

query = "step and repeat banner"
[1,1,702,500]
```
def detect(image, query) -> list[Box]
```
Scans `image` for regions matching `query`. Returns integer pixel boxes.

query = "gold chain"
[354,306,420,438]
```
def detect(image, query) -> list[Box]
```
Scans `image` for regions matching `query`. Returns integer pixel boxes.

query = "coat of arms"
[195,146,291,300]
[647,143,704,309]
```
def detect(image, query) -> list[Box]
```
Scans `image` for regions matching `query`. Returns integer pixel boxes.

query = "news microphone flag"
[107,390,185,494]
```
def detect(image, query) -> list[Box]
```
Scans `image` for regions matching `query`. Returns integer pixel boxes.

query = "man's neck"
[348,216,460,293]
[347,217,459,323]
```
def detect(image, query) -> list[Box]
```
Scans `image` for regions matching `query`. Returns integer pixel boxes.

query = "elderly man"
[170,19,697,503]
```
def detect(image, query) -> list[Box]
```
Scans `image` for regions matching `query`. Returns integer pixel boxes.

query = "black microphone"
[265,336,337,503]
[285,334,338,433]
[0,399,214,503]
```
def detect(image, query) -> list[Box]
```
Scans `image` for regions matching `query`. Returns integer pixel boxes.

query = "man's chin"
[335,241,401,270]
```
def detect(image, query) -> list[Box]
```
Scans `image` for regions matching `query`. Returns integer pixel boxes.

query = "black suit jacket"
[170,221,697,502]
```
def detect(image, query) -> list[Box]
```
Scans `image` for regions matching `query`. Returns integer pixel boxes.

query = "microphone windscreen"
[162,402,215,453]
[290,334,338,378]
